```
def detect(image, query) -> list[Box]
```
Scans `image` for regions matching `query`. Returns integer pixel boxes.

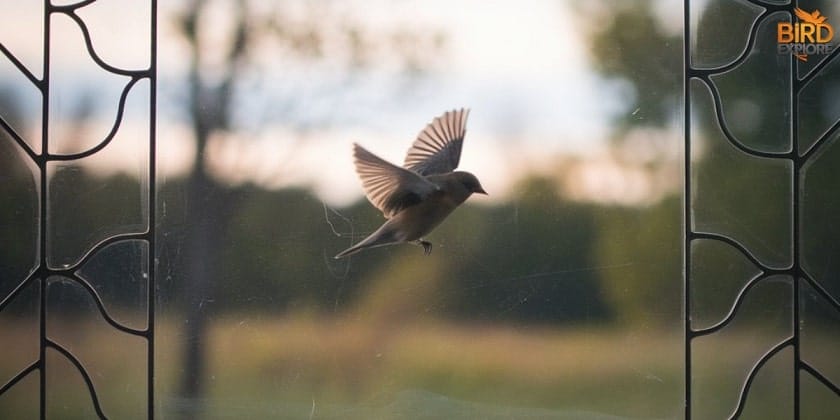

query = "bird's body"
[335,109,485,258]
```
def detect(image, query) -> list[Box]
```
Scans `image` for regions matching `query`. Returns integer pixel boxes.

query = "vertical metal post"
[148,0,158,418]
[682,1,692,418]
[39,1,52,418]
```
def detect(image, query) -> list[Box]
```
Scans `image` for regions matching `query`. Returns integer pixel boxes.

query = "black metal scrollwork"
[685,1,840,418]
[0,1,157,419]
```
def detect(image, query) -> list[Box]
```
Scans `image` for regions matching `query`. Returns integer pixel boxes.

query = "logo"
[777,8,834,62]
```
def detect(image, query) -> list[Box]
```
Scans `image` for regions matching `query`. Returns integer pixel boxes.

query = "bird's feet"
[417,240,433,255]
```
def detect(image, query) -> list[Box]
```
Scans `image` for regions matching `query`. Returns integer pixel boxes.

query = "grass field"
[1,314,837,419]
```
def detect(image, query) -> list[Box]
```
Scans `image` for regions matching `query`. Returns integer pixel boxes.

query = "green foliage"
[441,176,612,324]
[595,196,681,327]
[0,168,665,324]
[588,1,681,132]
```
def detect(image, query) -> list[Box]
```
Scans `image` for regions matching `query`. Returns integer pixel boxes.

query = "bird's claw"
[418,240,433,255]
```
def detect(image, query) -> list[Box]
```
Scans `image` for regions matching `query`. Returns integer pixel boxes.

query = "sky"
[0,0,683,207]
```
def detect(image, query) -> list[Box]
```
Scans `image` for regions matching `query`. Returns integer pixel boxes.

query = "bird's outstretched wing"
[354,143,438,218]
[404,108,469,176]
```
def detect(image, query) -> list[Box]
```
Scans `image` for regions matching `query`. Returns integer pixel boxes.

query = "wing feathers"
[353,143,437,218]
[351,108,470,217]
[404,108,469,175]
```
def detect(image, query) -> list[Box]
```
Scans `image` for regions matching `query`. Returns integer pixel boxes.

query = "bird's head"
[454,171,487,195]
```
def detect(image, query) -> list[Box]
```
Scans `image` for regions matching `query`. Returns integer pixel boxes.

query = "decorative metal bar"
[801,270,840,313]
[147,2,158,417]
[0,0,157,418]
[0,42,42,86]
[47,76,142,161]
[689,7,778,76]
[0,114,39,160]
[685,1,840,418]
[691,272,776,338]
[66,274,147,336]
[683,3,693,417]
[800,116,840,162]
[0,362,39,396]
[52,233,149,273]
[800,360,840,397]
[0,271,37,313]
[730,337,795,419]
[46,339,108,419]
[39,4,50,417]
[700,76,794,158]
[797,47,840,88]
[691,231,791,272]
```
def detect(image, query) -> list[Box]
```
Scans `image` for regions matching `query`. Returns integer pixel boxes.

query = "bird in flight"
[335,108,486,258]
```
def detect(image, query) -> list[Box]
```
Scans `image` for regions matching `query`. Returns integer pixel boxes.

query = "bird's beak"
[475,187,488,195]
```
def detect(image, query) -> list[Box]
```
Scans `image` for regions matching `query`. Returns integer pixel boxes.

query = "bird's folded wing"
[404,108,469,176]
[354,143,438,218]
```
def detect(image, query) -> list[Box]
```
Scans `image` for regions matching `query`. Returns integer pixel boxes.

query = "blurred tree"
[584,1,683,326]
[587,1,681,134]
[172,0,247,409]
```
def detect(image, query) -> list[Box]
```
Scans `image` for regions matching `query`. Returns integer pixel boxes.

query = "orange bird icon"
[794,8,827,24]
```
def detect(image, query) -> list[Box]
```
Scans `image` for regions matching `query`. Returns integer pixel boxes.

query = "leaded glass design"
[0,1,157,418]
[685,0,840,418]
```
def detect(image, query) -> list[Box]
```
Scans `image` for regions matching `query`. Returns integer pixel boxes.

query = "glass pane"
[0,136,39,299]
[46,74,149,269]
[47,160,147,269]
[155,1,685,418]
[0,0,43,81]
[0,365,39,419]
[46,276,147,420]
[710,12,791,154]
[690,78,793,269]
[801,372,840,420]
[800,280,840,391]
[690,238,763,330]
[0,277,39,400]
[77,239,149,330]
[797,53,840,156]
[46,347,100,419]
[691,276,792,420]
[0,62,43,154]
[739,346,793,420]
[802,126,840,300]
[48,13,133,156]
[793,3,840,416]
[690,0,763,69]
[76,0,151,71]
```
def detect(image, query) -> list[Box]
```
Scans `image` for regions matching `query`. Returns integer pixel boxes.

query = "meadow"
[2,314,836,419]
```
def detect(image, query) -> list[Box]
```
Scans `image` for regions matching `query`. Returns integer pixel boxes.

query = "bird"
[334,108,486,259]
[794,7,826,24]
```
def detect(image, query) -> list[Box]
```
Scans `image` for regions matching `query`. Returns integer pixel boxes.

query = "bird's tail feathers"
[334,226,399,258]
